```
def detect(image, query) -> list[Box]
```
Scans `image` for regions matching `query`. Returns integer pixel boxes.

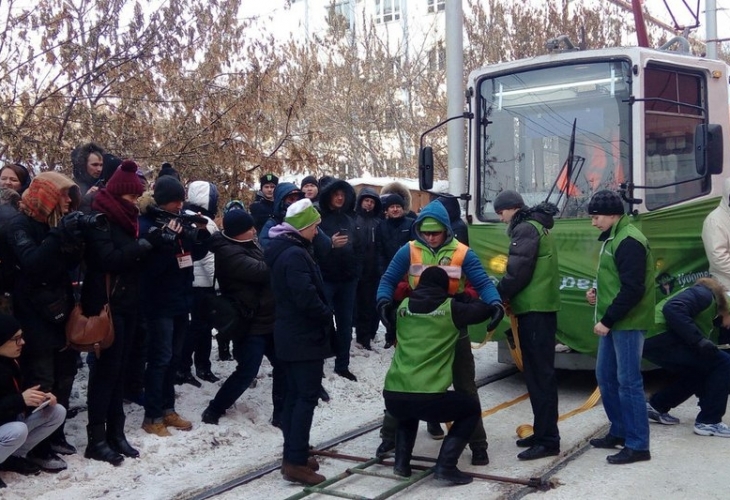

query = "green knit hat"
[419,217,445,232]
[285,198,321,231]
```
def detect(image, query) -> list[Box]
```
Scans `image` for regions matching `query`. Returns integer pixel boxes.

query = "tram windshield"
[476,60,632,219]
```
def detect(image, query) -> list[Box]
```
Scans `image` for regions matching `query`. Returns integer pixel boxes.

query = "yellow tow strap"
[515,387,602,438]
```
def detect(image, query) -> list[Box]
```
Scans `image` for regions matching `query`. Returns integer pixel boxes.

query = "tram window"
[644,66,709,210]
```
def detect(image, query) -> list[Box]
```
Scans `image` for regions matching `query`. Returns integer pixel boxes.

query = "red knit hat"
[106,159,144,197]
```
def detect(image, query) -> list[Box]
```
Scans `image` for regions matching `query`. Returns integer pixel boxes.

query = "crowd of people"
[0,147,729,489]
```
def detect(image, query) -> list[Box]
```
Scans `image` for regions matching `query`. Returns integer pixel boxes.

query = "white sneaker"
[693,422,730,437]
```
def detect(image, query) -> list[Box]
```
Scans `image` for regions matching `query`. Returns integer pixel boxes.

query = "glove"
[59,211,84,236]
[384,326,396,349]
[453,292,475,303]
[696,337,718,358]
[486,303,505,332]
[376,298,395,332]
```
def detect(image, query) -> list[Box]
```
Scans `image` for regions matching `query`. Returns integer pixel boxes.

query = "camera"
[62,211,108,232]
[148,206,207,242]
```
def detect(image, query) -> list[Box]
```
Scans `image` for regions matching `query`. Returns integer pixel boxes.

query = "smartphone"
[339,228,348,235]
[32,397,51,414]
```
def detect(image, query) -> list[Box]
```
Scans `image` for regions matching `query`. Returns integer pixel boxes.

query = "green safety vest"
[384,299,458,394]
[595,215,655,331]
[510,219,561,314]
[648,287,717,341]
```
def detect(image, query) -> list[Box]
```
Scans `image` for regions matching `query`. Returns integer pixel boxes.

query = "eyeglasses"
[10,335,23,345]
[421,231,444,237]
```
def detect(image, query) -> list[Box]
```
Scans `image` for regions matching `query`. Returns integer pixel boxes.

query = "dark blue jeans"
[181,287,215,373]
[281,359,323,465]
[209,334,285,418]
[88,312,136,425]
[644,334,730,424]
[144,314,188,421]
[322,278,357,372]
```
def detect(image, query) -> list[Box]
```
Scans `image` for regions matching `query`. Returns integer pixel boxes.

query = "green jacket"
[384,299,458,394]
[511,219,561,314]
[595,215,655,331]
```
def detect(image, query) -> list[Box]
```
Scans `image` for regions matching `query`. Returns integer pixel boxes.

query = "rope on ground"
[515,387,602,438]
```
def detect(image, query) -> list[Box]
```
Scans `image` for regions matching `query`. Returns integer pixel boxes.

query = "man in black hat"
[250,173,279,233]
[585,189,653,464]
[494,190,561,460]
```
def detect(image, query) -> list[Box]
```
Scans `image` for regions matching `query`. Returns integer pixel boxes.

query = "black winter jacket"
[317,179,362,282]
[355,188,382,279]
[249,192,275,233]
[0,357,28,426]
[264,229,334,362]
[375,215,414,274]
[208,232,275,336]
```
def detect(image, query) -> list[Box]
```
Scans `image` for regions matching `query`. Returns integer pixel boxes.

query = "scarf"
[92,189,139,237]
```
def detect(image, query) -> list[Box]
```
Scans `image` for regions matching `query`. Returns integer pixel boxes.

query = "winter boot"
[393,424,418,477]
[281,460,326,485]
[433,436,473,485]
[84,424,124,466]
[49,423,77,455]
[107,417,140,458]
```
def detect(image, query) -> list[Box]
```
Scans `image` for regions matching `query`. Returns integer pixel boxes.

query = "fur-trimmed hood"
[380,181,412,214]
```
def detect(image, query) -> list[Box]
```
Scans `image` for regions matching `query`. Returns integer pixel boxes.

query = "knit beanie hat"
[158,162,180,180]
[493,190,525,212]
[285,198,321,231]
[102,153,123,182]
[224,200,246,214]
[301,175,319,189]
[0,313,21,345]
[153,176,186,206]
[383,193,405,210]
[418,266,449,292]
[106,160,144,197]
[259,173,279,189]
[419,217,445,232]
[588,190,624,216]
[223,210,255,238]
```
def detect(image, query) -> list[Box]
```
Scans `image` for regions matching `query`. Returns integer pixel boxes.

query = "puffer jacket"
[318,179,362,282]
[185,181,220,288]
[355,187,382,279]
[702,177,730,291]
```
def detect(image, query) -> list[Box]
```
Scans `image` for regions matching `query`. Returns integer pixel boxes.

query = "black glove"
[59,211,85,237]
[384,326,396,349]
[453,292,475,303]
[141,227,168,248]
[376,298,395,332]
[486,303,505,332]
[696,337,718,358]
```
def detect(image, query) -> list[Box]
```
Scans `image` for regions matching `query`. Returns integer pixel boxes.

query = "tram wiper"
[546,118,585,214]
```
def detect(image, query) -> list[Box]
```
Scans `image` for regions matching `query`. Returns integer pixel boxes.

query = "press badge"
[176,252,193,268]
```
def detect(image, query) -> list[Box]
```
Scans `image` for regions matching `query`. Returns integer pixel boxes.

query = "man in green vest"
[494,191,561,460]
[383,266,495,485]
[643,277,730,436]
[585,190,653,464]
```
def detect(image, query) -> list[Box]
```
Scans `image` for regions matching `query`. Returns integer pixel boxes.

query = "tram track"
[187,366,520,500]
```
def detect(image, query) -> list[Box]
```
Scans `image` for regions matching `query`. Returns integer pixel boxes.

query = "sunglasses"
[421,231,444,237]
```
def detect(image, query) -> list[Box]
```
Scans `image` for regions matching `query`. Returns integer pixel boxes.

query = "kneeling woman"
[383,266,494,485]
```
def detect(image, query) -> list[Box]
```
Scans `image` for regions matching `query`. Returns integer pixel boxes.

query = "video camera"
[62,211,109,231]
[147,206,207,243]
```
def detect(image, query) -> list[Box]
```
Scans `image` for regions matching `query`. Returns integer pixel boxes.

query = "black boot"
[85,424,124,466]
[107,417,140,458]
[393,424,418,477]
[433,436,473,485]
[49,424,77,455]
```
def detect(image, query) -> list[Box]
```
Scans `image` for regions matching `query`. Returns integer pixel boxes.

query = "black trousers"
[385,391,480,441]
[355,276,380,344]
[517,311,560,447]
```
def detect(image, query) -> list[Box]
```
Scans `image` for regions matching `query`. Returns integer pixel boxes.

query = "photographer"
[6,172,85,471]
[138,176,210,436]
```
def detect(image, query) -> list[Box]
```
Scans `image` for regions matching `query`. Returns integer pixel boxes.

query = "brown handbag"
[65,275,115,357]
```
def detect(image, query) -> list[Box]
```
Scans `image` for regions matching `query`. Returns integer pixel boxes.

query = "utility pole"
[706,0,718,59]
[445,1,464,196]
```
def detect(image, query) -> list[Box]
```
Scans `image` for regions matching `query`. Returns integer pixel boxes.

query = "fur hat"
[419,217,445,232]
[588,190,624,216]
[285,198,321,231]
[493,190,525,212]
[0,314,21,346]
[106,160,144,197]
[153,176,186,206]
[259,173,279,189]
[223,210,254,238]
[418,266,449,292]
[383,193,405,211]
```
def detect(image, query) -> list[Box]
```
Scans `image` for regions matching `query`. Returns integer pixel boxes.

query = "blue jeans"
[322,279,357,372]
[209,334,285,418]
[596,329,650,450]
[144,314,188,421]
[644,335,730,424]
[281,359,323,465]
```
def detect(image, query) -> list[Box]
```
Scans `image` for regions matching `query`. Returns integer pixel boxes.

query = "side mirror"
[419,147,434,191]
[695,124,723,176]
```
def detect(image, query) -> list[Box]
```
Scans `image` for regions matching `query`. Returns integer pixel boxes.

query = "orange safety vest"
[408,241,469,295]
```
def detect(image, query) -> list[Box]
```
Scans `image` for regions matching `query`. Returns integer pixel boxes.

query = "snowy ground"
[2,335,728,500]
